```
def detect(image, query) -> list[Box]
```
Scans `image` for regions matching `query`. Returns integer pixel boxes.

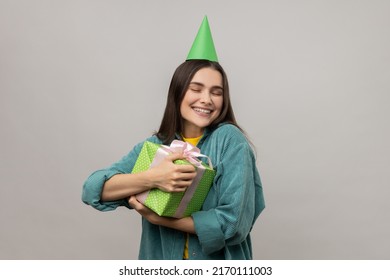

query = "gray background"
[1,0,389,259]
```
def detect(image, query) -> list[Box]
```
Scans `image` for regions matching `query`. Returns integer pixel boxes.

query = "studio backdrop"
[1,0,389,259]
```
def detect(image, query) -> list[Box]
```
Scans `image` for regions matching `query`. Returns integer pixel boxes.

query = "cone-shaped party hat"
[186,16,218,62]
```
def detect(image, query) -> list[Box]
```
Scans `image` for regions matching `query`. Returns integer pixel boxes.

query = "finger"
[175,164,197,173]
[165,152,185,162]
[128,195,136,204]
[169,185,188,192]
[128,196,142,209]
[128,196,136,207]
[174,172,197,181]
[174,178,197,188]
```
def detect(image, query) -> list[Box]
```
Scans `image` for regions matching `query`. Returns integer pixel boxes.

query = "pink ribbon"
[136,140,213,218]
[160,140,213,169]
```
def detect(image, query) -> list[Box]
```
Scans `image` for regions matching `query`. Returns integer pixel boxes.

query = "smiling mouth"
[193,107,212,114]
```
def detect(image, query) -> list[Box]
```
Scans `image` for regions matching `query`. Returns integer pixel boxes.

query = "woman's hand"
[128,196,162,225]
[101,152,196,202]
[147,152,197,193]
[128,196,196,234]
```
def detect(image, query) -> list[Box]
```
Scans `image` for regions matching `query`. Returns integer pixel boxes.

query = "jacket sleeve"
[192,134,265,255]
[81,140,145,211]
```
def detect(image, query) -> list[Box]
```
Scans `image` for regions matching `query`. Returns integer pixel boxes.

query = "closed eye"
[211,87,223,96]
[190,87,202,93]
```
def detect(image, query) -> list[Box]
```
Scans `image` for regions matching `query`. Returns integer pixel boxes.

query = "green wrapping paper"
[133,141,215,218]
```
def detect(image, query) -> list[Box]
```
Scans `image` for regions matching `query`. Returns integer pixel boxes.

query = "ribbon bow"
[161,140,213,169]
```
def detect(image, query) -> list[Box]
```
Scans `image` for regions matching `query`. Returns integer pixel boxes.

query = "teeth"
[194,108,211,114]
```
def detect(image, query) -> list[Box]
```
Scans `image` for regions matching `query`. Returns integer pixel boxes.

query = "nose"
[200,91,212,104]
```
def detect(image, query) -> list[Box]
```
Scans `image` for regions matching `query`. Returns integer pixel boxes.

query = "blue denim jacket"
[82,123,265,259]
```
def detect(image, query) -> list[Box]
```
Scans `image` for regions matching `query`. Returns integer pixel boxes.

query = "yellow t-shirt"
[181,134,202,259]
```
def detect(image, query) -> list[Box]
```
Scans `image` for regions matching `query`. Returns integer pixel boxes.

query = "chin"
[196,121,212,129]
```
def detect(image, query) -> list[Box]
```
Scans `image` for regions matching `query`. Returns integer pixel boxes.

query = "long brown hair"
[156,60,242,144]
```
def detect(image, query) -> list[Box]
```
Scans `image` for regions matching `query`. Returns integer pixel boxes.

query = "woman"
[82,17,265,260]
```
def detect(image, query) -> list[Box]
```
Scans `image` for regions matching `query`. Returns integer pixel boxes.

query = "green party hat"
[186,16,219,62]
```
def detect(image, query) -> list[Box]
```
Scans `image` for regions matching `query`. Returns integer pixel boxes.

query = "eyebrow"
[189,82,223,91]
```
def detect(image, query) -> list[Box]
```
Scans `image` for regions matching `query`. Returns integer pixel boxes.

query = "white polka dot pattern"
[132,142,215,217]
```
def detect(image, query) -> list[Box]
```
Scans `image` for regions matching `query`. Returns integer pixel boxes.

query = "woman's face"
[180,67,223,137]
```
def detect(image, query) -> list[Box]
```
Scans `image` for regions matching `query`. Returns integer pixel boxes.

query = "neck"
[182,130,204,138]
[182,125,204,138]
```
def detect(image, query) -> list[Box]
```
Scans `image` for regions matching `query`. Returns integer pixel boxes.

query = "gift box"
[133,140,215,218]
